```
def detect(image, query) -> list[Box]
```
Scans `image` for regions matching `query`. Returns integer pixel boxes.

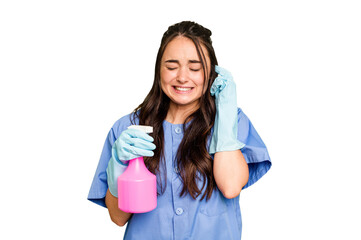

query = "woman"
[88,21,271,239]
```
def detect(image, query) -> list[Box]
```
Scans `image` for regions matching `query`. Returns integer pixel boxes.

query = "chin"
[170,98,199,107]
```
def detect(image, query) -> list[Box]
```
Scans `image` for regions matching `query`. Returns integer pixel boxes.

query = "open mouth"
[173,86,194,93]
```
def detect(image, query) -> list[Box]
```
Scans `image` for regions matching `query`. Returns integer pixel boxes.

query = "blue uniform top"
[88,108,271,239]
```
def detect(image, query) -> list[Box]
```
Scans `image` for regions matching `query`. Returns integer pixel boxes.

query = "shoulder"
[236,107,253,134]
[237,107,248,121]
[111,111,140,138]
[237,107,243,116]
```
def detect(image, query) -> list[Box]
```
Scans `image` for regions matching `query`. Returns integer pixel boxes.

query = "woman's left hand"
[209,66,245,154]
[210,65,237,100]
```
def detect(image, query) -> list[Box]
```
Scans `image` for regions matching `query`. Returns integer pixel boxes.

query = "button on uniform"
[175,127,182,134]
[175,208,184,215]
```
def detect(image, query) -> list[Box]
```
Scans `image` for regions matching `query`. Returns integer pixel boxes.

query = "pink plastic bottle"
[117,125,157,213]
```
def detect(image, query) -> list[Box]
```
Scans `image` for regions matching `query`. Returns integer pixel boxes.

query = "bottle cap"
[127,125,153,133]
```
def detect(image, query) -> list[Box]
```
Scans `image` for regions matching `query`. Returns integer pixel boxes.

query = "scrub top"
[88,107,271,240]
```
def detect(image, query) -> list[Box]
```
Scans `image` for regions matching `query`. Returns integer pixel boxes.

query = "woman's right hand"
[107,128,156,197]
[112,128,156,163]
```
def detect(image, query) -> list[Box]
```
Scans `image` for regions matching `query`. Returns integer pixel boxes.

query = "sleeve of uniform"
[87,126,117,207]
[87,114,135,207]
[237,108,272,189]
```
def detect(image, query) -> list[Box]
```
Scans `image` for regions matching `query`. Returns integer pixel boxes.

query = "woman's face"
[160,36,211,110]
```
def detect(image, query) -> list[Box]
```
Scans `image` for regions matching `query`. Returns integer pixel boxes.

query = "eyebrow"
[164,59,201,64]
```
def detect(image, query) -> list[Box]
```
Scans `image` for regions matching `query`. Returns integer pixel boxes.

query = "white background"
[1,0,360,239]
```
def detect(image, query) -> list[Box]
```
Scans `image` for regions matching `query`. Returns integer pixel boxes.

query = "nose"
[176,67,188,83]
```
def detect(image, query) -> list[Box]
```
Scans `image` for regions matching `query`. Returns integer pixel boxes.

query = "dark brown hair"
[131,21,218,201]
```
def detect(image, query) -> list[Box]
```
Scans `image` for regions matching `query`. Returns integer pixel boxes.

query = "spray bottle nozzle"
[127,125,153,134]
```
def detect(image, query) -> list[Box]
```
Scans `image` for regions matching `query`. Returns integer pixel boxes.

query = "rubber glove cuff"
[209,111,245,154]
[106,155,128,197]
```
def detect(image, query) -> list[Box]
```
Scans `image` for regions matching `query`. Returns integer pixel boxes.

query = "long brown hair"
[131,21,218,201]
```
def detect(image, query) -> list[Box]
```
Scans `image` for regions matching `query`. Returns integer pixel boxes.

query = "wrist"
[106,156,128,198]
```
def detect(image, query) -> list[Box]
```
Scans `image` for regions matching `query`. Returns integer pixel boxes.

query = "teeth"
[175,87,192,91]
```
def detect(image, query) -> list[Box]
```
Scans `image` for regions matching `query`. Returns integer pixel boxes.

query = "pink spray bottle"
[117,125,157,213]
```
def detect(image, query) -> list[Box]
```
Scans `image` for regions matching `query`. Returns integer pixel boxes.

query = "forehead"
[162,36,208,61]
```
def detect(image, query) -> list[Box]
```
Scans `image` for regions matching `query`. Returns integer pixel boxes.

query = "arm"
[105,127,155,226]
[105,189,133,227]
[209,66,249,199]
[213,150,249,199]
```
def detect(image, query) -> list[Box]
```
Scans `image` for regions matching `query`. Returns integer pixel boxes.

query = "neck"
[166,102,199,124]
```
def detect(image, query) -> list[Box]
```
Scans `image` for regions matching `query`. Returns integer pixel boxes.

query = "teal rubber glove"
[106,128,156,197]
[209,66,245,154]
